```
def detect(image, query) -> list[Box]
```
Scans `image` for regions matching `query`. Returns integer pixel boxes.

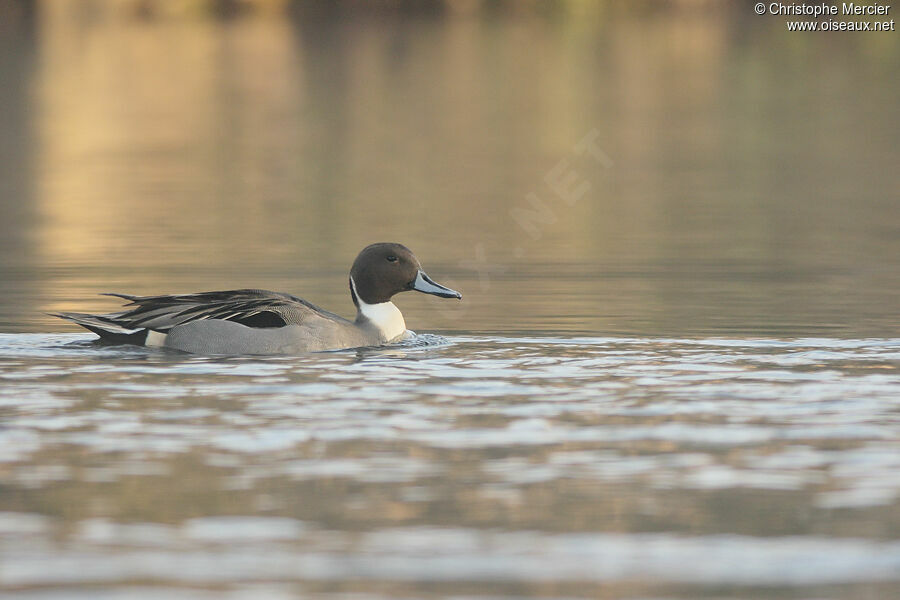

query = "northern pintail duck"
[53,243,461,355]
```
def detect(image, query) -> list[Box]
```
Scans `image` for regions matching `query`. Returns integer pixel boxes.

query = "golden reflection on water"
[0,1,897,335]
[1,6,899,598]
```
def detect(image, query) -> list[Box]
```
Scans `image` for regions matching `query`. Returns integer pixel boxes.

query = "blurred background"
[0,0,898,336]
[1,3,900,599]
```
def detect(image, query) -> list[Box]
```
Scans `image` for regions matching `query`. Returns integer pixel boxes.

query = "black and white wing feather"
[52,289,343,342]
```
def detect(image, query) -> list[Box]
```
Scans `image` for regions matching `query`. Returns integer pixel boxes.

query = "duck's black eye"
[386,255,398,263]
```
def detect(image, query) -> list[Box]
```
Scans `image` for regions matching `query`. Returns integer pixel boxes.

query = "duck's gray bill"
[412,271,461,299]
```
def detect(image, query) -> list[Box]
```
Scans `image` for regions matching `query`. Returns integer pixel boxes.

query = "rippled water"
[2,333,899,598]
[1,2,899,598]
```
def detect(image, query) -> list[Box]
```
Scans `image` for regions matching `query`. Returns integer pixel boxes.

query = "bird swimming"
[52,242,461,355]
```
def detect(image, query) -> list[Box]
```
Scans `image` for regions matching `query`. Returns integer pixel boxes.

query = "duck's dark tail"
[50,312,149,345]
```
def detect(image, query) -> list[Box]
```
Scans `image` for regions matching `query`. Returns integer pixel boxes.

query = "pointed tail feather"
[50,312,149,345]
[100,292,142,304]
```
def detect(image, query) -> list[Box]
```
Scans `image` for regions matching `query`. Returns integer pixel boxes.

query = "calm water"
[1,2,899,599]
[1,333,899,599]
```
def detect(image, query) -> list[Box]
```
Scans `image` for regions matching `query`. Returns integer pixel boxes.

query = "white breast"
[350,277,407,341]
[358,300,407,341]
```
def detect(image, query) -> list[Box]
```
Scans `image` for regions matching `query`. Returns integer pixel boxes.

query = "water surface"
[1,333,899,598]
[0,3,899,599]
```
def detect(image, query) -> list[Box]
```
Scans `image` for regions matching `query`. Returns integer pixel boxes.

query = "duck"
[52,242,461,355]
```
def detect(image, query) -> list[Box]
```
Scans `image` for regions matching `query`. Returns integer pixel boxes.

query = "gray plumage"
[102,289,340,330]
[52,243,461,355]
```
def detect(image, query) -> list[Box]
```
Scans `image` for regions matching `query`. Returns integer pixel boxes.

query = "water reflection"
[1,333,899,598]
[0,3,899,599]
[0,2,895,335]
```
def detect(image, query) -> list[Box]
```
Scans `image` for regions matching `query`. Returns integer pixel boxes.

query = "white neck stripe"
[350,277,407,342]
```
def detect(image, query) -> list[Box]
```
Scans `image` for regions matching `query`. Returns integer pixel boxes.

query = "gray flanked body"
[164,316,381,355]
[53,243,461,355]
